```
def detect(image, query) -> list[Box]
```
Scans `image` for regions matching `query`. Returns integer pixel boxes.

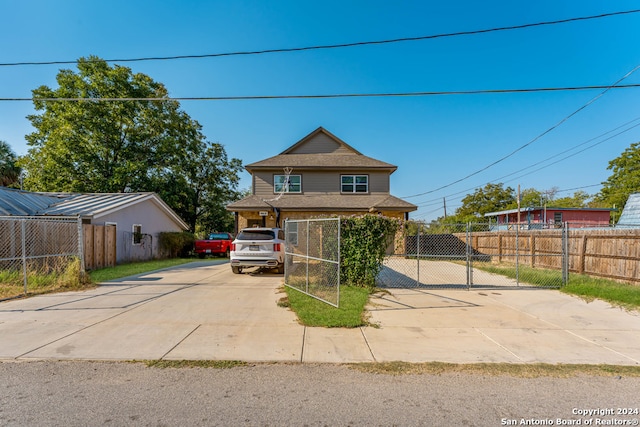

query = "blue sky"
[1,1,640,221]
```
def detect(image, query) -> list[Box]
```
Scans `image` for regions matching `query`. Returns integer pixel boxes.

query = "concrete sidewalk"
[0,261,639,365]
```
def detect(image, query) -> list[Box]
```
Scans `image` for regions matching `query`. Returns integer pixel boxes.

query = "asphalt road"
[1,361,639,426]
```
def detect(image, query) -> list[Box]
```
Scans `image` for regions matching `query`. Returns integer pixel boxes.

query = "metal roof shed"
[0,187,188,263]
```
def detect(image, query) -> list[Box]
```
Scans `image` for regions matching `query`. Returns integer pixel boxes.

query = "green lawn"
[474,263,640,311]
[283,285,371,328]
[1,258,200,300]
[89,258,199,283]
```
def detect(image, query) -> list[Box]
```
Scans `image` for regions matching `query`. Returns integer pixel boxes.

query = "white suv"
[230,227,285,274]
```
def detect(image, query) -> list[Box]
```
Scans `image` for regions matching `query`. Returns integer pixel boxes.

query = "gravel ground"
[1,361,639,426]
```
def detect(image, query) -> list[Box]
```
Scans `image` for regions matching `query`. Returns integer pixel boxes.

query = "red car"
[194,232,233,258]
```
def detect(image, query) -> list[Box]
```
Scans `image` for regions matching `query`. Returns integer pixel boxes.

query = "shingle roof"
[246,153,396,170]
[245,127,396,172]
[226,194,416,212]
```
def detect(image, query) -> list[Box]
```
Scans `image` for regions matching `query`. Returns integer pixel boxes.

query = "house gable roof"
[281,127,363,155]
[245,127,397,172]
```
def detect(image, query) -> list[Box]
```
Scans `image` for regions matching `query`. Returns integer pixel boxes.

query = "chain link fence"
[0,216,82,295]
[284,218,340,307]
[377,222,567,289]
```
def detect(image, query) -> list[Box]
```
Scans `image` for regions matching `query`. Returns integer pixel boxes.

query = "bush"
[159,232,195,258]
[340,215,400,289]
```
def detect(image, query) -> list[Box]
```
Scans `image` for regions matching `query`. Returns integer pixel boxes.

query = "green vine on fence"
[340,215,401,289]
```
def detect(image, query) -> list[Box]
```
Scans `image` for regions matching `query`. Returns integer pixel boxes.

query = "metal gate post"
[305,219,310,294]
[21,219,27,294]
[515,222,520,286]
[562,222,569,286]
[416,230,420,287]
[466,223,471,290]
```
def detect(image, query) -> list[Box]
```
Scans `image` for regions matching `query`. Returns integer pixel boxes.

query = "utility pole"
[443,197,447,219]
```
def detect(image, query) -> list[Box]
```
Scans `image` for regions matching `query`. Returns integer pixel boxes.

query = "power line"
[401,64,640,199]
[2,83,639,102]
[1,9,638,67]
[411,116,640,209]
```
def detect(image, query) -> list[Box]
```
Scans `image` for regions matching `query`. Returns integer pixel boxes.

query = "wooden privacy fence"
[83,224,116,270]
[468,228,640,284]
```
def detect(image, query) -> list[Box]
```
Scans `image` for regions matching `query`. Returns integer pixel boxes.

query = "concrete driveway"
[1,260,639,364]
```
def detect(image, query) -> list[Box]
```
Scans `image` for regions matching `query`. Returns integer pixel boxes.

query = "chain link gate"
[284,218,340,307]
[377,222,567,289]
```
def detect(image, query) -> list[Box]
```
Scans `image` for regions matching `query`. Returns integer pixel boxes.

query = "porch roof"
[227,194,417,212]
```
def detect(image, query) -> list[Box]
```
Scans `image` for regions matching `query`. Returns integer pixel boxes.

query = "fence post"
[77,216,86,274]
[530,234,536,268]
[515,222,520,286]
[416,230,420,287]
[305,219,310,294]
[578,234,587,274]
[466,223,472,289]
[21,219,27,294]
[562,222,569,286]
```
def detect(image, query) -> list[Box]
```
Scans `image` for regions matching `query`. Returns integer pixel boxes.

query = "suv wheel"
[232,266,242,274]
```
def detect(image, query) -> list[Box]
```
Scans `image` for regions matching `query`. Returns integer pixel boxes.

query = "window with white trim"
[341,175,368,193]
[274,174,301,193]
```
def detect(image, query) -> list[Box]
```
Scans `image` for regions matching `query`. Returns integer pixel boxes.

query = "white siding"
[93,199,185,263]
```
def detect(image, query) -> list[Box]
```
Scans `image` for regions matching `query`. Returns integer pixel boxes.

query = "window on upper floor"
[341,175,368,193]
[274,175,301,193]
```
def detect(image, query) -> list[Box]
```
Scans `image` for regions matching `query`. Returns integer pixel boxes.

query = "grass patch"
[474,262,640,310]
[0,257,92,300]
[137,360,640,377]
[141,360,247,369]
[474,262,564,288]
[283,285,371,327]
[562,274,640,310]
[1,258,200,300]
[89,258,197,283]
[348,361,640,377]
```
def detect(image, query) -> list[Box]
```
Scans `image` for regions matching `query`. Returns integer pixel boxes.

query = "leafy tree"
[511,188,543,209]
[550,190,591,208]
[0,141,21,187]
[596,141,640,211]
[455,183,516,220]
[19,56,241,231]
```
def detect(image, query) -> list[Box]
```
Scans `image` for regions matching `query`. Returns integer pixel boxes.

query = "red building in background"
[484,206,614,230]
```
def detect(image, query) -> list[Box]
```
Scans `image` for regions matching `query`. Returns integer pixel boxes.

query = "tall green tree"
[19,56,241,231]
[596,141,640,211]
[455,183,516,220]
[551,190,591,208]
[0,141,21,187]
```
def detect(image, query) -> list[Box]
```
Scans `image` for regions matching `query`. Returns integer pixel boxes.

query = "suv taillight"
[273,243,281,251]
[231,243,236,251]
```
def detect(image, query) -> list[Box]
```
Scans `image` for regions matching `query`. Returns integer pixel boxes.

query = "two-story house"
[226,127,417,232]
